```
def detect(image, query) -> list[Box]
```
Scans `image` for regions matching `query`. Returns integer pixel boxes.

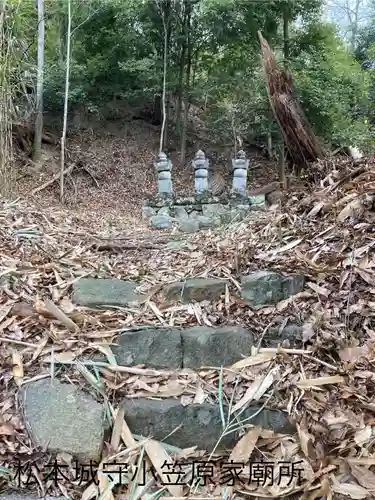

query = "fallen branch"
[12,123,58,148]
[248,181,281,196]
[326,164,367,193]
[81,165,100,187]
[93,235,177,243]
[43,299,79,332]
[42,132,58,145]
[30,164,74,195]
[91,242,165,251]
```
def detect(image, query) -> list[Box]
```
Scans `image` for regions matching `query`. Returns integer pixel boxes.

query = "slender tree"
[325,0,372,49]
[0,0,14,196]
[179,0,192,166]
[32,0,45,162]
[60,0,71,202]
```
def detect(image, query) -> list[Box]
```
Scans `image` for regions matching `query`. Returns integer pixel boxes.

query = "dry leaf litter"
[2,146,375,499]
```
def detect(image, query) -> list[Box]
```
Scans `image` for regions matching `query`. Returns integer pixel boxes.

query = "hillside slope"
[13,119,278,233]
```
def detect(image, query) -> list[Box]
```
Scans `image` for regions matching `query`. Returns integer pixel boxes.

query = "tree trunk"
[349,0,361,50]
[163,0,172,150]
[60,0,71,202]
[180,0,192,166]
[32,0,45,163]
[57,0,67,67]
[280,3,290,180]
[175,2,187,134]
[175,54,185,132]
[159,0,171,151]
[191,48,199,87]
[163,94,169,147]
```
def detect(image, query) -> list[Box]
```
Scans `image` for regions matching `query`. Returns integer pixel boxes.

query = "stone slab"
[219,209,244,224]
[182,326,254,368]
[158,207,170,216]
[114,328,182,369]
[122,399,295,451]
[150,215,173,229]
[202,204,225,217]
[249,194,266,206]
[267,190,282,205]
[19,378,105,463]
[142,206,156,219]
[112,326,257,369]
[163,278,229,303]
[174,206,189,220]
[178,219,199,233]
[265,324,303,345]
[196,215,215,229]
[72,278,140,308]
[241,271,305,308]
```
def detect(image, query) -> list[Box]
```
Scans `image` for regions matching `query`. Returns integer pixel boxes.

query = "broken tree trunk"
[258,31,325,171]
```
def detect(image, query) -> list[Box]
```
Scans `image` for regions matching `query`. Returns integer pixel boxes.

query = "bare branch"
[70,7,100,37]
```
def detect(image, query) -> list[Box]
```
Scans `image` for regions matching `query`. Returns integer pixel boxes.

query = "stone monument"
[154,152,173,195]
[192,149,209,194]
[231,149,249,195]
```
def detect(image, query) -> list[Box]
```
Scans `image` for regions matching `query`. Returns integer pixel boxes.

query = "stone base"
[122,399,294,451]
[143,194,266,231]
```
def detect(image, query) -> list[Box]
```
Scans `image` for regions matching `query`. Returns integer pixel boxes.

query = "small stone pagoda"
[142,149,266,232]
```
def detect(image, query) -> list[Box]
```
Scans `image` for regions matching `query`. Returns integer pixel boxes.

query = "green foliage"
[354,7,375,128]
[188,0,322,145]
[291,22,372,149]
[201,2,372,150]
[42,0,167,113]
[9,0,375,152]
[6,0,37,101]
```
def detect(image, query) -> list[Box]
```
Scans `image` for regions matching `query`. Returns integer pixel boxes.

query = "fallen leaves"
[2,153,375,500]
[336,193,375,222]
[12,349,23,386]
[331,476,369,499]
[229,427,261,463]
[0,423,16,436]
[231,366,279,413]
[296,375,345,389]
[350,465,375,490]
[354,425,372,447]
[144,439,184,497]
[339,345,371,363]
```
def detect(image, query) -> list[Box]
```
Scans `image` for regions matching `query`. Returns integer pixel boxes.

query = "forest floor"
[13,119,279,233]
[2,118,375,499]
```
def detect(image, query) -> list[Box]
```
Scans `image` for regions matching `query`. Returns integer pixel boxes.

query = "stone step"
[71,277,139,308]
[122,398,295,451]
[72,271,306,309]
[16,270,305,471]
[19,378,105,463]
[71,273,304,371]
[70,272,305,371]
[19,378,295,466]
[111,324,302,370]
[163,277,228,302]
